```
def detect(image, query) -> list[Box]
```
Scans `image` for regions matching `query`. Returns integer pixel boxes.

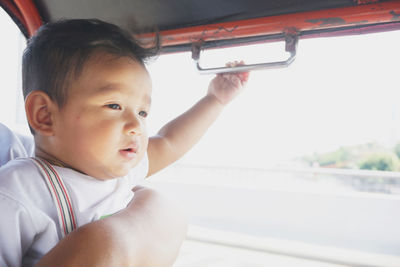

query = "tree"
[313,147,352,168]
[394,143,400,159]
[359,153,399,171]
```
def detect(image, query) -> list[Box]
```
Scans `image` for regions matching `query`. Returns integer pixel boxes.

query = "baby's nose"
[125,115,142,135]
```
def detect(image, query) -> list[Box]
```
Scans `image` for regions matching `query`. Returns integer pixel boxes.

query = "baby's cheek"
[140,136,149,152]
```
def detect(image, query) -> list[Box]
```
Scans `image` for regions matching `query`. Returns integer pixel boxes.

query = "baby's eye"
[106,103,121,110]
[138,110,148,118]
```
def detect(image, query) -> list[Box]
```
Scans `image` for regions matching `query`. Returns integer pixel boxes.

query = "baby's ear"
[25,90,57,136]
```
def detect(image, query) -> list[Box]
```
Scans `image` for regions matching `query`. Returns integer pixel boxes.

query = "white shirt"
[0,144,148,267]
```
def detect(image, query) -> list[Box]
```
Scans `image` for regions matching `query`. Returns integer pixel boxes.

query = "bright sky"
[147,30,400,168]
[1,8,400,168]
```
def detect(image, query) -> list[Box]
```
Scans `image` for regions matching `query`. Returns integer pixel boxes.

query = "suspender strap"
[31,157,77,237]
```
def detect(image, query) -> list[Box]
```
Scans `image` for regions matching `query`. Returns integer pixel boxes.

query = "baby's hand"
[207,61,249,106]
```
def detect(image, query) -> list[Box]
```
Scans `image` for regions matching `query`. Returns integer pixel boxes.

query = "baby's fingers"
[225,60,249,84]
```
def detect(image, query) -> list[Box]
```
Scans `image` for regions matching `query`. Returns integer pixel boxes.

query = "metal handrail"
[191,32,299,74]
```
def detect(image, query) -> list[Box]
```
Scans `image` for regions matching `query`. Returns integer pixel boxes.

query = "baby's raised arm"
[147,62,249,176]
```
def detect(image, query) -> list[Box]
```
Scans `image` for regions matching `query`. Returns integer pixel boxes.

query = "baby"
[0,19,248,266]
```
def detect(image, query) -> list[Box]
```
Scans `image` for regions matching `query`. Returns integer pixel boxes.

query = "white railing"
[152,163,400,194]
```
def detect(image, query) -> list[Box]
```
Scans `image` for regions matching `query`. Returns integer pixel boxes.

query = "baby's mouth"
[122,148,136,152]
[119,144,139,159]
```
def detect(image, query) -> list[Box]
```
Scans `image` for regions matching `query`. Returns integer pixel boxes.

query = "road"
[147,178,400,258]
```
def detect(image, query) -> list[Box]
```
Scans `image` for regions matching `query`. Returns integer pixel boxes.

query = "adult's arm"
[36,186,187,267]
[0,123,34,166]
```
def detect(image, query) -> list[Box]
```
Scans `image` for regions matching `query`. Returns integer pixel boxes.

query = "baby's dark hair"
[22,19,159,107]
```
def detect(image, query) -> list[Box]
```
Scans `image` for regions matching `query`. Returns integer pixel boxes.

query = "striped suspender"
[31,157,77,237]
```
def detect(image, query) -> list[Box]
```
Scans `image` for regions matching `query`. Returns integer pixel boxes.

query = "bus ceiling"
[0,0,399,72]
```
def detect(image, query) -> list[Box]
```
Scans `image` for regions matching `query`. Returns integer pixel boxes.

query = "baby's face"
[52,54,152,179]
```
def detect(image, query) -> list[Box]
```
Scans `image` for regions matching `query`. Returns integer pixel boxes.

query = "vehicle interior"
[1,0,400,266]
